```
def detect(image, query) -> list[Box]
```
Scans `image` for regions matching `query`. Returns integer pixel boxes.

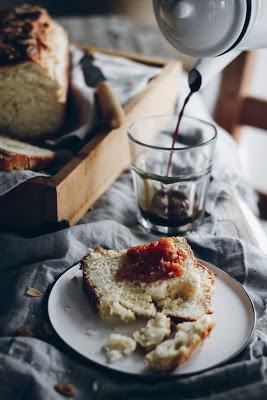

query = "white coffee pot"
[153,0,267,91]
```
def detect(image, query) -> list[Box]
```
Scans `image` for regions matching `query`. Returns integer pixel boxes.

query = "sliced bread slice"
[0,136,55,171]
[82,238,215,323]
[145,315,215,371]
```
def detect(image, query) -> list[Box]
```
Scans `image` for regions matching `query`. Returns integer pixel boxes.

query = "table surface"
[58,15,267,253]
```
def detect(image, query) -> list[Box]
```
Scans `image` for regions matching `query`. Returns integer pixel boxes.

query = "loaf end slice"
[0,5,69,139]
[0,136,55,171]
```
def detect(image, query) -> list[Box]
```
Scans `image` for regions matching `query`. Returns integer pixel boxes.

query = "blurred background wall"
[0,0,194,67]
[0,0,155,22]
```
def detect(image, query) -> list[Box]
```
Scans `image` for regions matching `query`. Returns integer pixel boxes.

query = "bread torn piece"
[145,316,215,372]
[133,313,171,352]
[70,276,78,284]
[103,334,136,363]
[82,237,215,322]
[156,262,215,321]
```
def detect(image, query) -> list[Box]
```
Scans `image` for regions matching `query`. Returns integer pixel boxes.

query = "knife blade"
[80,54,125,129]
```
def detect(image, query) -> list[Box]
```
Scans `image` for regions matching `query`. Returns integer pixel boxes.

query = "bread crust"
[0,147,54,171]
[81,257,101,316]
[174,321,214,368]
[197,261,215,314]
[145,317,215,372]
[166,320,214,372]
[174,237,196,267]
[0,5,59,67]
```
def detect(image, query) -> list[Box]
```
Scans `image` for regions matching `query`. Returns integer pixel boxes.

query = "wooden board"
[0,48,181,233]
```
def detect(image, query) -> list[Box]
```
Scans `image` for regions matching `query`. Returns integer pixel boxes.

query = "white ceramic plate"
[48,260,255,376]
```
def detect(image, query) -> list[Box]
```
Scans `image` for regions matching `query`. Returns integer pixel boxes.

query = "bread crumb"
[85,329,97,336]
[88,350,97,355]
[70,276,78,284]
[26,287,43,297]
[16,325,33,337]
[54,383,75,398]
[95,246,108,255]
[133,313,171,351]
[103,334,136,363]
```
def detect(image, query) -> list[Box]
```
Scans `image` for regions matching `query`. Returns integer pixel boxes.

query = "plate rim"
[48,258,256,378]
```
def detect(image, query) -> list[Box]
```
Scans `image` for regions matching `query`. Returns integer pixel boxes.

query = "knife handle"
[96,81,125,129]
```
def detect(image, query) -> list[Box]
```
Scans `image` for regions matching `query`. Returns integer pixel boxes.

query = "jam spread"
[116,238,186,283]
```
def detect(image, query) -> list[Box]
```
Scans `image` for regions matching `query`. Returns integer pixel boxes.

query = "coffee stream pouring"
[154,0,267,92]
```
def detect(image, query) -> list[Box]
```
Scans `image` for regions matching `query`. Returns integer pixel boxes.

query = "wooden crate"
[0,48,181,233]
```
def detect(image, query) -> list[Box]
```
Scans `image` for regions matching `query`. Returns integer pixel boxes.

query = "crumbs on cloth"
[54,383,76,398]
[25,287,43,297]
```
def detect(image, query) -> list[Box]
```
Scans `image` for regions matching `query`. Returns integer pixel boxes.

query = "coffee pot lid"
[153,0,249,57]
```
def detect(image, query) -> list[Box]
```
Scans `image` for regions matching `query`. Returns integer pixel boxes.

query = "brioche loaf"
[103,334,136,363]
[0,4,69,139]
[82,238,215,322]
[0,135,55,171]
[145,315,215,371]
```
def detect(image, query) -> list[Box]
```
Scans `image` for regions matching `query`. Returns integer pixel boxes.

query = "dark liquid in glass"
[140,91,204,230]
[139,184,203,229]
[140,205,202,227]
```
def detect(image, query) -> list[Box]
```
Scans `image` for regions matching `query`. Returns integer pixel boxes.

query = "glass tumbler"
[127,115,217,234]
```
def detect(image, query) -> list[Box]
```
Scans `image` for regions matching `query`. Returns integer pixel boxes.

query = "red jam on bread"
[116,238,185,283]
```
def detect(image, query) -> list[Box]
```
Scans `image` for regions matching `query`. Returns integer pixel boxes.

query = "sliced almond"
[26,287,43,297]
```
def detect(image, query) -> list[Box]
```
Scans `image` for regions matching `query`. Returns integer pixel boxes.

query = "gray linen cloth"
[1,177,267,400]
[1,69,267,399]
